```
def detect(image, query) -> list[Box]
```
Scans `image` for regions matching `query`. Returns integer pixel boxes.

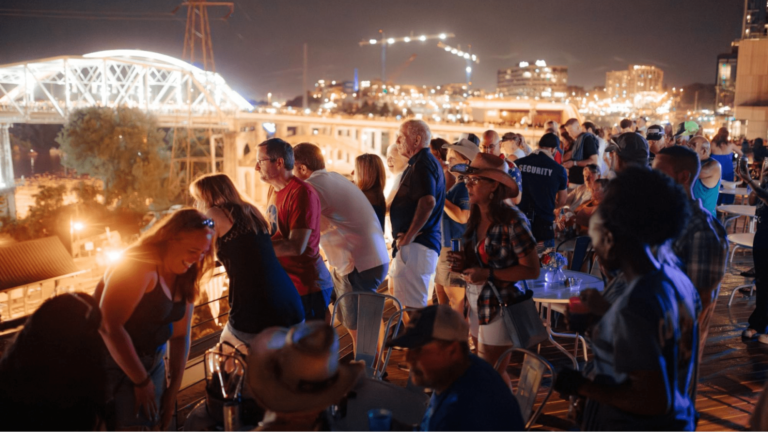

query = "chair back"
[383,307,423,390]
[569,236,592,271]
[495,348,556,430]
[332,292,402,379]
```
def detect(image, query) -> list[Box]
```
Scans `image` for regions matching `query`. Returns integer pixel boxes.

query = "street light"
[70,218,84,257]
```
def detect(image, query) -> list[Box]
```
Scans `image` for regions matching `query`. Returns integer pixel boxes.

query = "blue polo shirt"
[420,354,525,431]
[516,152,568,223]
[390,148,446,257]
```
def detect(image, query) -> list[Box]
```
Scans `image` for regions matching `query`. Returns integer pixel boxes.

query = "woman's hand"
[158,389,175,431]
[446,251,465,273]
[462,268,491,285]
[134,379,158,424]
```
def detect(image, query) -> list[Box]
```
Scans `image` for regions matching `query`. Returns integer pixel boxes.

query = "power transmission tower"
[170,0,233,201]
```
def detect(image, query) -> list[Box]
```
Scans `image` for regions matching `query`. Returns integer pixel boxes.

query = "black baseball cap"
[538,133,560,149]
[646,125,664,141]
[606,132,649,164]
[386,305,469,349]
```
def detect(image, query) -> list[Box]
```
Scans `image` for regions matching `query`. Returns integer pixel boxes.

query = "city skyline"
[0,0,745,101]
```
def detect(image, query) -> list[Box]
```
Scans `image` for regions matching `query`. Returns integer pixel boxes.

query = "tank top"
[216,204,305,334]
[693,177,720,218]
[123,269,186,356]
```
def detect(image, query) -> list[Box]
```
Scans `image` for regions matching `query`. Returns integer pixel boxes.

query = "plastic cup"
[368,408,392,431]
[568,296,589,334]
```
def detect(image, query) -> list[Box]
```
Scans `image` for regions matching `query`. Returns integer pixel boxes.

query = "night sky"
[0,0,745,102]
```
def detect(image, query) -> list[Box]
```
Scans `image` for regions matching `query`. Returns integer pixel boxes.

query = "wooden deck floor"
[372,248,764,431]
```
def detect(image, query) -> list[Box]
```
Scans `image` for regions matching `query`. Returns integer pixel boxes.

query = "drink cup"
[568,296,590,334]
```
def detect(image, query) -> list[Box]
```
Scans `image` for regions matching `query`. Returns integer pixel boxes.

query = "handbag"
[486,280,548,349]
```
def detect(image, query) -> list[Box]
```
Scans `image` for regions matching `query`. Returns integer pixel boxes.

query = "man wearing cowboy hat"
[387,305,525,431]
[247,321,364,430]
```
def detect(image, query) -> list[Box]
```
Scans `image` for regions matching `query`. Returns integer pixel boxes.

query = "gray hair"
[402,119,431,148]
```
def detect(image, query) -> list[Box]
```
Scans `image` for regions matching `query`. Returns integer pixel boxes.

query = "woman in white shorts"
[447,153,541,383]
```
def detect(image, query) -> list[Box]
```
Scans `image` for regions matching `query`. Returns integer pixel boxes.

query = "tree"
[379,102,391,117]
[0,184,67,241]
[56,106,176,212]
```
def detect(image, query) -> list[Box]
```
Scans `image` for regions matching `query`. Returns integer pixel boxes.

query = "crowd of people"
[3,115,768,431]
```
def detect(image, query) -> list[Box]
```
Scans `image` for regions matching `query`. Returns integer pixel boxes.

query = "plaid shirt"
[672,199,729,303]
[473,207,537,325]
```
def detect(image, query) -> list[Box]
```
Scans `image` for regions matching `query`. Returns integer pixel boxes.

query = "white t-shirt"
[305,170,390,276]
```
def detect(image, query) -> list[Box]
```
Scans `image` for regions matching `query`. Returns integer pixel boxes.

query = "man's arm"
[575,154,599,167]
[700,159,721,188]
[578,370,671,416]
[273,228,312,257]
[444,199,470,224]
[556,189,568,208]
[397,195,436,247]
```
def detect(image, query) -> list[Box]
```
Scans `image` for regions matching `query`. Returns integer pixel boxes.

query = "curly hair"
[598,166,690,247]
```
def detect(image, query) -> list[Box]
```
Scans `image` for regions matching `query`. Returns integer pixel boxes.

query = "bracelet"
[134,374,152,389]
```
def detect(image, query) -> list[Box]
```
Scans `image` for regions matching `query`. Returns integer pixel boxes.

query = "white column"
[0,124,17,219]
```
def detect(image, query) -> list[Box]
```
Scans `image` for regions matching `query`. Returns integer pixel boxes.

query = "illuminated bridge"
[0,49,577,215]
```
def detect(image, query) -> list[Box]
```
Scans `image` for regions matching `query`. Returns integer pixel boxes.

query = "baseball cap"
[538,132,560,149]
[466,133,480,146]
[606,132,649,164]
[674,121,699,138]
[442,138,480,161]
[386,305,469,349]
[646,125,664,141]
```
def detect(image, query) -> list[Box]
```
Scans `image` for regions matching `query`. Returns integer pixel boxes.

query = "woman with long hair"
[0,293,106,430]
[447,153,541,383]
[354,154,387,230]
[190,174,305,347]
[99,209,215,430]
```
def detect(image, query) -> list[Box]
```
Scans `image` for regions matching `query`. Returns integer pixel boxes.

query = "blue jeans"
[332,264,389,330]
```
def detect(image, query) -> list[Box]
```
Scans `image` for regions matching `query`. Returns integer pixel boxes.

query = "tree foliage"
[56,106,177,212]
[0,184,67,241]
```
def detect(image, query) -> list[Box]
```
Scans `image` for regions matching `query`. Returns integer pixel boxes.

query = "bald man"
[480,130,500,155]
[689,136,721,217]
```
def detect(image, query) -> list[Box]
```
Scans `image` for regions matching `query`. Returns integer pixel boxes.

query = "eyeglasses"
[256,158,275,167]
[201,218,215,229]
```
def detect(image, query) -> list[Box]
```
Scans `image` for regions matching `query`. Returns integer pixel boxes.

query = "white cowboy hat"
[246,321,364,413]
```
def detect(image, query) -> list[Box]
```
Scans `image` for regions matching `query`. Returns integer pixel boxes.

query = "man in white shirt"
[293,143,390,352]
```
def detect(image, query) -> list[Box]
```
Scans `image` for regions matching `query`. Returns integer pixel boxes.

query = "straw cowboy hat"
[246,321,364,413]
[450,152,520,198]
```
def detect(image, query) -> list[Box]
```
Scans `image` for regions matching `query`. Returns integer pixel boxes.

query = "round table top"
[525,270,604,304]
[330,377,429,431]
[729,232,755,248]
[717,205,756,217]
[719,187,749,196]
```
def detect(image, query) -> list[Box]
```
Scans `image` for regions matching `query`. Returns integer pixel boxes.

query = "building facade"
[743,0,768,39]
[497,61,568,99]
[716,42,739,112]
[605,65,664,99]
[734,38,768,139]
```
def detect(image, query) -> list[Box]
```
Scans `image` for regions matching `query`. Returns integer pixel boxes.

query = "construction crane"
[173,0,234,72]
[387,54,417,85]
[359,31,455,82]
[170,0,234,200]
[436,42,480,87]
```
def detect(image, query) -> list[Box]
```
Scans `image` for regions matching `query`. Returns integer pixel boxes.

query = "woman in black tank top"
[99,209,215,430]
[190,174,305,346]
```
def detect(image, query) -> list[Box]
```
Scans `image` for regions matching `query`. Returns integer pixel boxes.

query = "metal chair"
[332,291,402,379]
[728,280,756,306]
[495,348,556,430]
[382,307,423,391]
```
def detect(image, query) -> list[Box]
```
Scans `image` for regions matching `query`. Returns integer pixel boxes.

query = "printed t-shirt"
[267,176,324,296]
[390,148,446,257]
[516,152,568,223]
[420,354,525,431]
[583,263,700,431]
